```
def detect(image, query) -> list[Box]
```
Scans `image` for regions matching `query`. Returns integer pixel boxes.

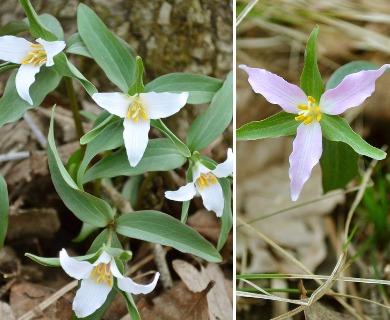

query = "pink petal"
[320,64,390,115]
[289,122,322,201]
[239,65,307,114]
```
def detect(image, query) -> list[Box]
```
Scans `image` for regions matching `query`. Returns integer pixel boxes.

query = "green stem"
[64,77,85,154]
[106,226,113,247]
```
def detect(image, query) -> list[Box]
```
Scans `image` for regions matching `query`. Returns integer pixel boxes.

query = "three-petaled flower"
[0,35,65,105]
[239,64,389,201]
[92,91,189,167]
[60,249,159,318]
[165,148,233,217]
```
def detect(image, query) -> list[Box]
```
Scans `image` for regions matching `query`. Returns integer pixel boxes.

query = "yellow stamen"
[90,263,113,287]
[295,96,322,125]
[196,173,218,191]
[21,43,47,66]
[127,96,148,122]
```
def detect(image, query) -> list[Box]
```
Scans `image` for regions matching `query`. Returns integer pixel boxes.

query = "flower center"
[196,173,218,191]
[295,96,322,125]
[90,263,113,287]
[127,96,148,122]
[21,44,47,66]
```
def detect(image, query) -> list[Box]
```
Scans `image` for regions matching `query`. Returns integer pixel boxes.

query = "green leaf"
[326,61,379,90]
[80,113,115,145]
[38,14,64,40]
[25,254,60,267]
[0,68,61,127]
[0,62,19,74]
[236,111,298,140]
[52,53,97,96]
[300,25,324,102]
[77,119,123,187]
[151,119,191,157]
[84,139,187,183]
[320,138,359,193]
[187,71,233,151]
[0,174,9,249]
[321,114,386,160]
[115,211,222,263]
[118,291,141,320]
[0,20,28,36]
[77,3,136,92]
[66,33,92,58]
[217,178,232,251]
[145,73,223,104]
[128,56,145,95]
[19,0,57,40]
[48,106,114,227]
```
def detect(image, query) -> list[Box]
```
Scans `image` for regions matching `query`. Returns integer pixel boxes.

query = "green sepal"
[48,106,114,227]
[300,25,324,102]
[321,114,386,160]
[320,138,359,193]
[25,251,99,268]
[145,73,223,104]
[115,210,222,263]
[151,119,191,157]
[236,111,298,140]
[187,71,233,151]
[180,166,194,223]
[77,3,136,92]
[128,56,145,95]
[19,0,57,41]
[0,174,9,249]
[80,113,115,145]
[117,291,141,320]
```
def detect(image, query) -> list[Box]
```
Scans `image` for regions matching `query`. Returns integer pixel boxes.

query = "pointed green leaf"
[217,178,232,251]
[145,73,223,104]
[77,3,136,92]
[237,111,298,140]
[0,68,61,127]
[0,174,9,249]
[320,138,359,193]
[80,113,115,145]
[48,106,114,227]
[321,114,386,160]
[0,62,19,74]
[187,71,233,151]
[326,61,379,90]
[19,0,57,40]
[0,20,28,36]
[25,254,60,267]
[300,25,324,102]
[84,139,187,183]
[38,14,64,40]
[128,56,145,95]
[115,211,222,263]
[66,33,92,58]
[151,119,191,157]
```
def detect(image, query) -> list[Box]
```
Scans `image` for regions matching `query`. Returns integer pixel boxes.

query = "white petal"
[109,259,124,279]
[73,279,112,318]
[165,182,197,201]
[59,249,94,280]
[192,163,203,181]
[0,35,32,64]
[141,92,188,119]
[92,92,130,118]
[15,63,41,105]
[37,38,65,66]
[212,148,233,178]
[196,179,224,217]
[117,272,160,295]
[92,251,111,266]
[123,117,150,167]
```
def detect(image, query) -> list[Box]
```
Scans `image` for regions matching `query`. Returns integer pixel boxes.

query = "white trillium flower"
[59,249,160,318]
[92,91,189,167]
[165,148,233,217]
[0,35,65,105]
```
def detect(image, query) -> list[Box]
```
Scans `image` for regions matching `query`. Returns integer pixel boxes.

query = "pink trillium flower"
[165,148,233,217]
[0,36,65,105]
[60,249,159,318]
[239,64,389,201]
[92,91,189,167]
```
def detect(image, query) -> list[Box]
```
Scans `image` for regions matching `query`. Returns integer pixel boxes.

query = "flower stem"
[107,227,113,247]
[64,77,85,154]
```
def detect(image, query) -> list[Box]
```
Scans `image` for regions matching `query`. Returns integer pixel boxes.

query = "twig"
[23,111,47,148]
[151,243,173,290]
[236,0,260,26]
[101,180,133,213]
[0,152,30,163]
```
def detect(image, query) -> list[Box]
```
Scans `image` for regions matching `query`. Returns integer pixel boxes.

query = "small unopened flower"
[240,64,389,201]
[60,249,159,318]
[92,91,189,167]
[165,148,233,217]
[0,36,65,105]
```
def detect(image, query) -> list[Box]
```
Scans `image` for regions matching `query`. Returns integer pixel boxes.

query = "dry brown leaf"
[172,259,233,320]
[304,301,357,320]
[187,209,221,243]
[138,281,209,320]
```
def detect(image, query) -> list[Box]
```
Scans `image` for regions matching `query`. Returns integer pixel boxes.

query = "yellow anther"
[297,104,308,110]
[295,115,306,121]
[21,44,47,66]
[304,116,313,125]
[316,114,322,122]
[315,107,321,113]
[90,263,113,287]
[196,173,218,191]
[295,96,322,125]
[127,96,148,122]
[308,96,316,104]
